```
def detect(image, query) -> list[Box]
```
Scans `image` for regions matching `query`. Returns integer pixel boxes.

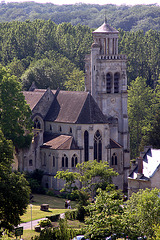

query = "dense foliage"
[122,188,160,239]
[33,219,76,240]
[0,65,32,148]
[0,66,31,230]
[85,188,160,240]
[0,130,30,230]
[0,2,160,32]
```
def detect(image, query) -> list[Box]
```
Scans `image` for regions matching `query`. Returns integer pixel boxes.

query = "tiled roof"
[110,139,122,148]
[42,133,78,150]
[23,88,108,124]
[23,91,45,110]
[93,20,119,34]
[45,90,108,124]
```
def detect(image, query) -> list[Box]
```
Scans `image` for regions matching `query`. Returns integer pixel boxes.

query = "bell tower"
[85,19,129,153]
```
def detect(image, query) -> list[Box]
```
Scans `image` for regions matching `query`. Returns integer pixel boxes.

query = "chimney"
[137,157,143,174]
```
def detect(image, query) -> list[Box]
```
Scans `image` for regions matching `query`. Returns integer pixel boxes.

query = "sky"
[5,0,160,6]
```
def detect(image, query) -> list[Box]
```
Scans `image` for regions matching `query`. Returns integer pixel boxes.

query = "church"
[17,19,130,192]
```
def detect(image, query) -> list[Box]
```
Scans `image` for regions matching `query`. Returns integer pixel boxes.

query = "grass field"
[21,194,77,222]
[32,194,77,209]
[21,205,67,222]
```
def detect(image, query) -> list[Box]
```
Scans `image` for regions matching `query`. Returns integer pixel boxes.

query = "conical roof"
[93,20,119,34]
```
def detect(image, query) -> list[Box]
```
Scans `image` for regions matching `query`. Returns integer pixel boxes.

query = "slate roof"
[42,133,78,150]
[93,20,119,34]
[23,88,108,124]
[129,148,160,180]
[23,91,45,110]
[45,90,108,124]
[110,139,122,148]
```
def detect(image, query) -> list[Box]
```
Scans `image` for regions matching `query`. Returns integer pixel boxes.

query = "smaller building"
[128,148,160,197]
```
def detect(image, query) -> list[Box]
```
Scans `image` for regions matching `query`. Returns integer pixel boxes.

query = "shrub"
[39,219,52,227]
[46,214,60,222]
[65,210,78,220]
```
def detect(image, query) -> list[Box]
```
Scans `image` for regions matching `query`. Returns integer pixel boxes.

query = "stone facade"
[17,20,130,192]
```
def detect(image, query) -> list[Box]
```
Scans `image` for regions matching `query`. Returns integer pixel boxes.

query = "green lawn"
[32,194,77,209]
[21,194,77,222]
[21,205,67,222]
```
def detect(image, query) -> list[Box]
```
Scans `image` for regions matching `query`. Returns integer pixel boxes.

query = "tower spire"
[105,11,107,23]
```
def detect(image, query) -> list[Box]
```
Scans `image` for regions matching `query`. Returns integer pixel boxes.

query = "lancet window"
[71,154,78,168]
[62,154,68,168]
[94,130,102,162]
[106,73,112,93]
[84,130,89,162]
[114,73,120,93]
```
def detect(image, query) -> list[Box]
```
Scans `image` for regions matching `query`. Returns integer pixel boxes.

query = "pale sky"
[5,0,160,6]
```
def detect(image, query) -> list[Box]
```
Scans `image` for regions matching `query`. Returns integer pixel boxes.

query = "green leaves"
[122,188,160,239]
[0,65,32,148]
[128,77,153,158]
[85,187,124,239]
[0,130,31,230]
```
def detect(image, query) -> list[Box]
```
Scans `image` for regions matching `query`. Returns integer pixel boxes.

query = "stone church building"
[17,20,130,192]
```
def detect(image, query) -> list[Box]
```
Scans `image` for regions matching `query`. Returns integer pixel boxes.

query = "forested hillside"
[0,2,160,32]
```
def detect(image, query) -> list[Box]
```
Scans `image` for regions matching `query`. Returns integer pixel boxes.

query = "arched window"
[29,159,33,166]
[106,73,112,93]
[50,125,52,131]
[111,153,118,165]
[71,154,78,167]
[34,118,41,129]
[69,127,72,134]
[62,154,68,168]
[84,131,89,162]
[114,72,120,93]
[53,156,55,167]
[94,130,102,162]
[59,126,62,132]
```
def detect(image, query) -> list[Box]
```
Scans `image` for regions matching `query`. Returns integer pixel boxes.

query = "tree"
[128,77,153,158]
[0,130,30,230]
[85,186,124,240]
[55,160,118,222]
[64,68,85,91]
[122,188,160,239]
[0,65,32,148]
[55,160,118,197]
[55,170,80,193]
[139,78,160,150]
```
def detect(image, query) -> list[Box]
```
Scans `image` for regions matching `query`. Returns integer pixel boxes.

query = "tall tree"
[122,188,160,239]
[85,186,124,240]
[128,77,153,158]
[0,65,32,148]
[0,130,30,230]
